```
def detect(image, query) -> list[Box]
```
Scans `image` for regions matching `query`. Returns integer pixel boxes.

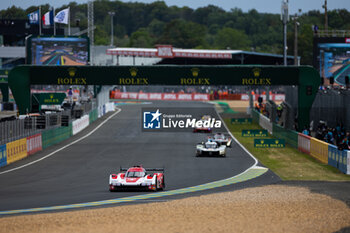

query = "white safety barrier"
[259,114,273,134]
[98,105,105,118]
[105,102,115,113]
[298,133,311,154]
[27,133,42,155]
[72,115,89,135]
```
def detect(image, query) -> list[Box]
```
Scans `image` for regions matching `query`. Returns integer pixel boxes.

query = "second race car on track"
[193,115,213,133]
[109,165,165,191]
[210,133,232,147]
[196,139,226,157]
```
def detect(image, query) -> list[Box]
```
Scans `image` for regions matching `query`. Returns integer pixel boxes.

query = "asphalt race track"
[0,101,279,213]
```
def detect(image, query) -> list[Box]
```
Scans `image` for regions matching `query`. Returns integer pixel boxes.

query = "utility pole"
[108,11,115,47]
[323,0,328,33]
[88,1,94,64]
[281,0,289,66]
[292,9,301,66]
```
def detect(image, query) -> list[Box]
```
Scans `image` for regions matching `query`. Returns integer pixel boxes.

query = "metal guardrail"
[0,101,95,145]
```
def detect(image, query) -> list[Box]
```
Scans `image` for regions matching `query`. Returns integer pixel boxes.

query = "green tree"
[94,26,109,45]
[148,19,165,37]
[158,19,206,48]
[129,28,154,48]
[0,6,26,18]
[214,27,251,50]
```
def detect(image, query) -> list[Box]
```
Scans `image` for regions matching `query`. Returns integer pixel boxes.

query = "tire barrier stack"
[0,103,115,168]
[252,109,350,175]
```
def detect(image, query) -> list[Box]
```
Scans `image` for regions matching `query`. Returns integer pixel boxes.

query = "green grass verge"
[211,101,238,114]
[224,118,350,181]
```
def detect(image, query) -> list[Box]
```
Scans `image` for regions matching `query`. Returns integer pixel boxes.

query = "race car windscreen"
[214,134,225,139]
[125,171,145,177]
[206,143,217,149]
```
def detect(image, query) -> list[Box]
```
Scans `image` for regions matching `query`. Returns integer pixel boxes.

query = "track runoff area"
[0,101,279,215]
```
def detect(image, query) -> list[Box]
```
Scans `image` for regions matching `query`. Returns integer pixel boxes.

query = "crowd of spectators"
[306,121,350,150]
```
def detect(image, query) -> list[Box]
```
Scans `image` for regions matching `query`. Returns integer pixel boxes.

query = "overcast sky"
[1,0,349,14]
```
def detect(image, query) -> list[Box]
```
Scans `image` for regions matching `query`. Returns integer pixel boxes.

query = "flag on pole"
[28,10,40,24]
[42,10,54,26]
[54,8,69,24]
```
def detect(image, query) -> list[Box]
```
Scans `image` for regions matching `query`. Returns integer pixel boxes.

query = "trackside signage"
[254,139,285,148]
[141,107,225,132]
[242,129,268,137]
[231,118,252,124]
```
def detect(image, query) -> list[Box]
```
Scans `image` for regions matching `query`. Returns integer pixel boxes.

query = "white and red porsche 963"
[109,166,165,191]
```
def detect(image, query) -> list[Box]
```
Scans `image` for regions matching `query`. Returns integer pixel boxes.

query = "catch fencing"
[0,101,95,146]
[0,101,115,168]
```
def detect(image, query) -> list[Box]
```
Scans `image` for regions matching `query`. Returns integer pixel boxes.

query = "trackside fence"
[259,114,273,134]
[273,123,298,149]
[0,102,116,168]
[310,137,329,164]
[298,133,311,154]
[42,124,72,149]
[251,109,349,175]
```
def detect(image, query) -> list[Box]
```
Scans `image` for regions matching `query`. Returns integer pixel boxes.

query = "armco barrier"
[259,114,273,134]
[27,133,42,155]
[328,145,349,174]
[272,123,298,148]
[0,144,6,168]
[72,115,89,135]
[310,137,329,164]
[339,150,348,174]
[298,133,311,154]
[42,124,72,149]
[328,144,338,168]
[6,138,27,165]
[347,151,350,175]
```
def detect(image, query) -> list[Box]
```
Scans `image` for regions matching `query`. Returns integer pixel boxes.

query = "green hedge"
[42,124,72,149]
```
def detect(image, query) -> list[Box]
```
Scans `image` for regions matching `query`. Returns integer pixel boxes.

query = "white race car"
[211,133,232,147]
[109,166,165,191]
[196,139,226,157]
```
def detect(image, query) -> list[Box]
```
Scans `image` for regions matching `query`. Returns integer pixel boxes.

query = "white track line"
[0,108,122,175]
[213,104,260,167]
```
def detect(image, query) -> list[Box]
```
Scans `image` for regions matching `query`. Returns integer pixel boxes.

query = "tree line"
[1,0,350,65]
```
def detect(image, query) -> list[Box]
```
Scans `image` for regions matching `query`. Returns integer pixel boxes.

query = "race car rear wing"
[120,166,165,172]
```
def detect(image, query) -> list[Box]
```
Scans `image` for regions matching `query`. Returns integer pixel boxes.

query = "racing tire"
[159,177,165,191]
[155,178,158,191]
